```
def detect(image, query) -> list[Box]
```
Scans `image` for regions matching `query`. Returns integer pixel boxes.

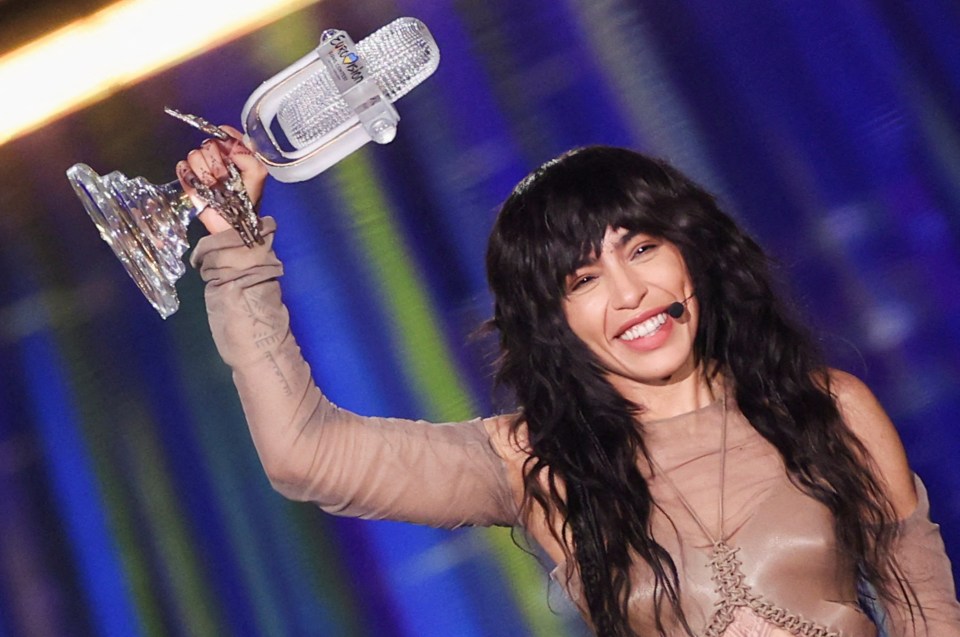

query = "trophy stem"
[66,164,204,318]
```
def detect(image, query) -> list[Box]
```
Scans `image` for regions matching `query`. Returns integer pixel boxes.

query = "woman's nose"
[608,267,646,309]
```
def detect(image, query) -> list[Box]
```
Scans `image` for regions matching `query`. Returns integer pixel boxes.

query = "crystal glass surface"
[66,164,202,318]
[275,17,439,149]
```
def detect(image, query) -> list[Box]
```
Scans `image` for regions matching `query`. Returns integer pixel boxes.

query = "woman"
[178,134,960,636]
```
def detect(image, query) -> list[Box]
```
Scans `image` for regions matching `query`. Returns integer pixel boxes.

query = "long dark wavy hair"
[485,146,909,636]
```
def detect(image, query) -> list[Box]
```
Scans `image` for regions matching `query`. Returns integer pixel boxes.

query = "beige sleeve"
[883,476,960,636]
[190,219,519,528]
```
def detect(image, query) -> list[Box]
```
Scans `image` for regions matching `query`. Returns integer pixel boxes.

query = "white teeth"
[620,313,667,341]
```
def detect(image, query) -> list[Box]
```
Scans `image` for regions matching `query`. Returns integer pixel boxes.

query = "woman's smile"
[616,309,674,350]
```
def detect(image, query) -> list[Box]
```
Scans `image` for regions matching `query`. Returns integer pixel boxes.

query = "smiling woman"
[561,229,698,408]
[182,137,960,637]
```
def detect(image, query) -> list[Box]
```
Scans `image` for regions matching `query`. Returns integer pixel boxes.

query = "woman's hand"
[175,125,268,235]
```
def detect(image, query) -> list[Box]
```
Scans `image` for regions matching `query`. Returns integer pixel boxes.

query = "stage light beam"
[0,0,322,146]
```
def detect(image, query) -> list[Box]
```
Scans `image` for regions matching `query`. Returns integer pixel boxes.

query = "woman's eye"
[632,243,657,259]
[569,275,595,291]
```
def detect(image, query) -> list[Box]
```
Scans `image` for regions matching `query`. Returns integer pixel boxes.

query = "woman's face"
[562,227,699,394]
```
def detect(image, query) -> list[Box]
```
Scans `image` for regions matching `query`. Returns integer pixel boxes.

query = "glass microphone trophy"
[66,17,439,318]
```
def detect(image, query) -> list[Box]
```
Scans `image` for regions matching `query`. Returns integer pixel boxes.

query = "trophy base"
[67,164,201,319]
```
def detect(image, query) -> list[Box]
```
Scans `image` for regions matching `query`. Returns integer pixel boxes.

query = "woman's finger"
[211,125,269,204]
[200,139,229,181]
[186,148,217,187]
[217,124,246,142]
[197,207,234,234]
[176,160,200,196]
[177,160,233,234]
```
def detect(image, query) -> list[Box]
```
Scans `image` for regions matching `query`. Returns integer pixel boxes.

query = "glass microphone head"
[241,17,440,182]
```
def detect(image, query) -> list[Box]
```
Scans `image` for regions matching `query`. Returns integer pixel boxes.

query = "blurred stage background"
[1,0,959,635]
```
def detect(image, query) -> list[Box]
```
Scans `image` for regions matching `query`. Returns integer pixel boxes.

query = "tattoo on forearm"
[255,332,283,349]
[245,290,282,349]
[243,289,277,330]
[264,351,292,396]
[239,288,291,394]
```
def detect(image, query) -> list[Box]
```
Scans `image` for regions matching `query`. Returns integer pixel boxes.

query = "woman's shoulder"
[481,414,532,463]
[826,369,918,518]
[480,415,571,563]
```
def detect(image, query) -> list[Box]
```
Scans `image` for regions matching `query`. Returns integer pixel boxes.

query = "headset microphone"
[666,302,685,319]
[666,294,695,319]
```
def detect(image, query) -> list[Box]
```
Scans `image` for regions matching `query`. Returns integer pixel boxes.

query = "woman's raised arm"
[181,133,521,529]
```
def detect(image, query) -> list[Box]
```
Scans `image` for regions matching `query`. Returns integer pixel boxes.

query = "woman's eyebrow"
[616,229,646,247]
[570,255,597,271]
[573,244,602,268]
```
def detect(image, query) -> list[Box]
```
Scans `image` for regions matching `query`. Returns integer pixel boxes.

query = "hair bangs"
[534,177,668,287]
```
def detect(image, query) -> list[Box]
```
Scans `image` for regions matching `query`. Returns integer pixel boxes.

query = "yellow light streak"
[0,0,321,146]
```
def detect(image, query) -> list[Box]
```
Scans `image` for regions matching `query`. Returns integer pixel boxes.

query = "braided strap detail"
[746,599,840,637]
[702,542,841,637]
[703,542,751,637]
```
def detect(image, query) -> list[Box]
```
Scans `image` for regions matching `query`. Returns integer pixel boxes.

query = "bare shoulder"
[827,369,918,517]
